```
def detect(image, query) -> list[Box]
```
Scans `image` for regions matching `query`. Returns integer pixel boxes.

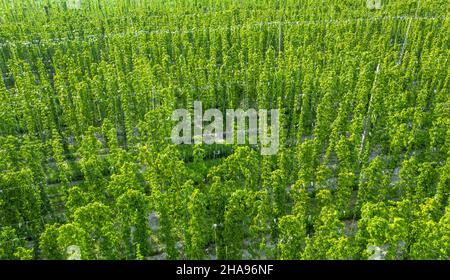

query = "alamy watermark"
[171,101,279,155]
[367,0,381,10]
[67,0,81,9]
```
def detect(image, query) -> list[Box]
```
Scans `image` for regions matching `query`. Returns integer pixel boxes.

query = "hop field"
[0,0,449,260]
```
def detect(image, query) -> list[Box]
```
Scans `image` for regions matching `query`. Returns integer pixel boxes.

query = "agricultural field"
[0,0,449,260]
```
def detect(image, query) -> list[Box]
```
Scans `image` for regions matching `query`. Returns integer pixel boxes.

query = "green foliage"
[116,189,151,259]
[39,224,63,260]
[0,227,22,260]
[0,0,448,260]
[13,247,34,260]
[303,207,350,260]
